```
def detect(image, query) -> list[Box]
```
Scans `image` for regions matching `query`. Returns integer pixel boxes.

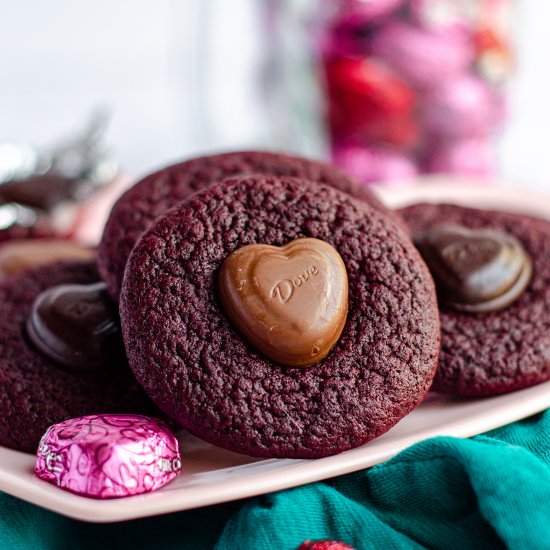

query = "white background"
[0,0,548,188]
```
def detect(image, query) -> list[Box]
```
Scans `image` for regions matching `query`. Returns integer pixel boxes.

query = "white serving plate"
[1,180,549,523]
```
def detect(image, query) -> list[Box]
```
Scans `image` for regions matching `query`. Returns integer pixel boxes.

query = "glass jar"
[317,0,513,184]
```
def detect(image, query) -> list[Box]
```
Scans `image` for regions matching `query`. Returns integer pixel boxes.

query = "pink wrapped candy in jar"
[318,0,512,183]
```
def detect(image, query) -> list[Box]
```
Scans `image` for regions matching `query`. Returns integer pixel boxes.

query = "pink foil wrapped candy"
[427,137,496,177]
[332,144,417,184]
[422,75,500,137]
[370,22,474,89]
[35,414,181,499]
[332,0,406,27]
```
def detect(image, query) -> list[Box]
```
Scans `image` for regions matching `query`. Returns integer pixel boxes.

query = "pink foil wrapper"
[332,0,406,26]
[426,137,496,177]
[332,144,418,184]
[35,414,181,499]
[370,22,474,89]
[422,75,501,137]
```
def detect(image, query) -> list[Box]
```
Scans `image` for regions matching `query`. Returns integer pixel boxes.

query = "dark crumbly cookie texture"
[98,151,390,301]
[400,203,550,396]
[0,261,156,453]
[120,176,439,459]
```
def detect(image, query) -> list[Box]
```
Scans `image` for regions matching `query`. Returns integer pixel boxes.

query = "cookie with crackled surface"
[400,202,550,397]
[120,176,439,459]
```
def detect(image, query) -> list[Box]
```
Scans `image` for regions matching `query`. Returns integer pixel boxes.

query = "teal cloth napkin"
[2,409,550,550]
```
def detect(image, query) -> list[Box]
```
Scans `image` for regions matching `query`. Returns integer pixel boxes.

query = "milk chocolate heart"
[414,224,532,313]
[26,282,124,372]
[218,238,348,367]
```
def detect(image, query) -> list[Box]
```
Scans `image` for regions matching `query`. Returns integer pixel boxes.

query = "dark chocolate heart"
[414,224,532,313]
[218,238,348,367]
[26,282,124,372]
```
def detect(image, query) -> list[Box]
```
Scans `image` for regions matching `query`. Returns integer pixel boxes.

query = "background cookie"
[98,151,390,301]
[120,175,439,459]
[0,261,155,452]
[400,203,550,396]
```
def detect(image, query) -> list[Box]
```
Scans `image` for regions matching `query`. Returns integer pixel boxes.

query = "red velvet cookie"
[0,261,156,452]
[98,151,390,301]
[400,203,550,396]
[120,176,439,459]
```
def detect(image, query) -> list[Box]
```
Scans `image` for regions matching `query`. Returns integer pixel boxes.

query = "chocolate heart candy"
[218,238,348,367]
[414,224,532,313]
[26,282,123,372]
